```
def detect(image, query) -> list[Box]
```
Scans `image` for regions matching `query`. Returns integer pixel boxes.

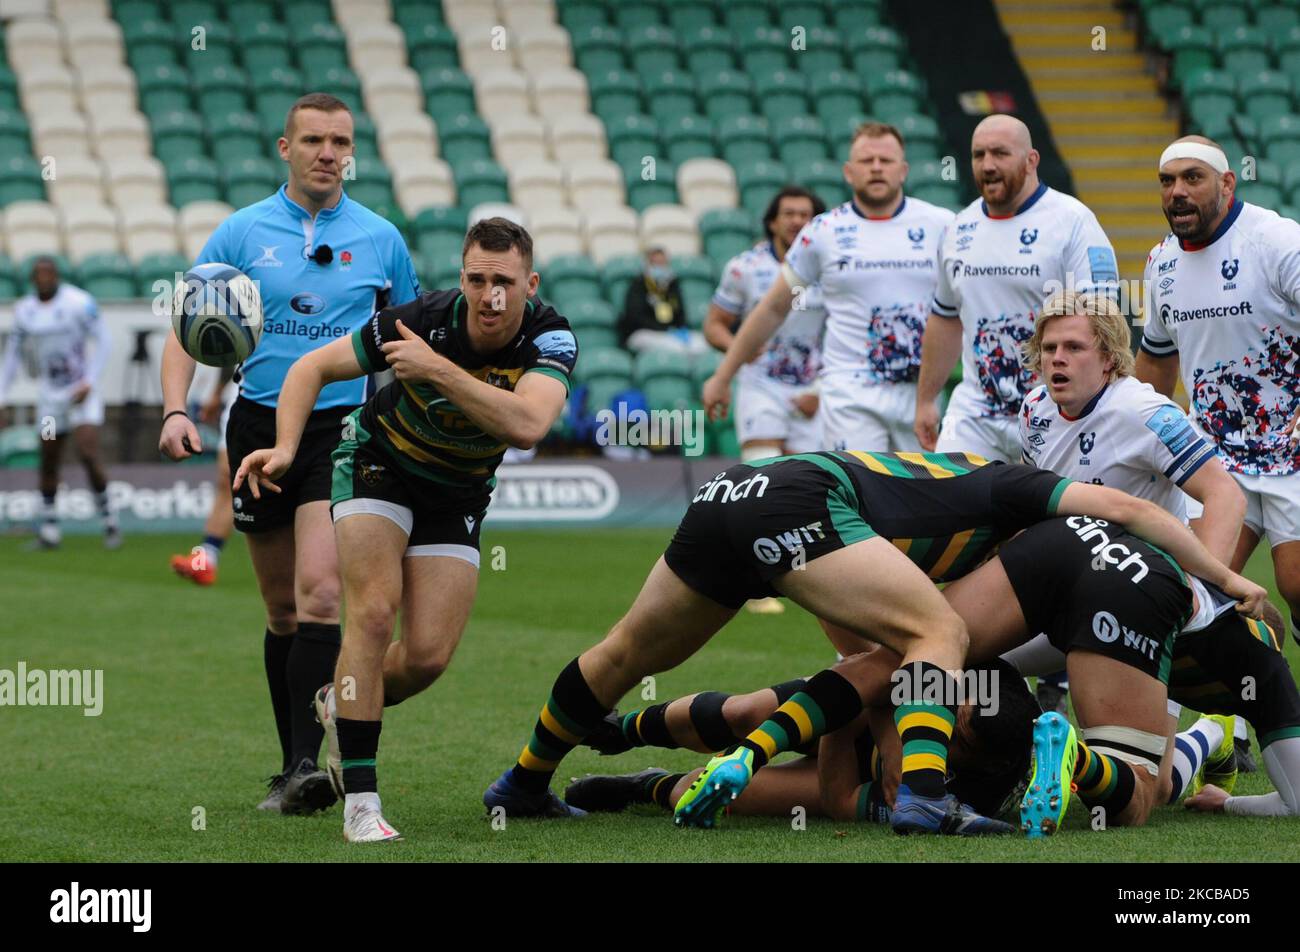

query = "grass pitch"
[1,527,1296,862]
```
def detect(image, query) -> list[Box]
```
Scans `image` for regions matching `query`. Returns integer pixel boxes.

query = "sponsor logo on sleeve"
[1144,403,1195,455]
[1087,246,1119,284]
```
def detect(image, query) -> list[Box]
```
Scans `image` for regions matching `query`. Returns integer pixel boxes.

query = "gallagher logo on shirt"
[1019,228,1038,254]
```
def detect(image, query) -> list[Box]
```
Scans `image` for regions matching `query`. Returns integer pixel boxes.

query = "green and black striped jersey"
[348,289,577,495]
[825,450,1071,582]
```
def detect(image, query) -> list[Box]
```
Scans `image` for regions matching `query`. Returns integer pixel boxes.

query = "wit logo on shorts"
[1066,516,1150,583]
[1092,611,1160,661]
[50,882,151,932]
[752,522,825,564]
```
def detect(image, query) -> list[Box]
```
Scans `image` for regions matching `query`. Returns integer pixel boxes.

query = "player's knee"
[296,577,341,622]
[263,600,296,631]
[347,600,397,643]
[724,691,778,736]
[403,643,454,688]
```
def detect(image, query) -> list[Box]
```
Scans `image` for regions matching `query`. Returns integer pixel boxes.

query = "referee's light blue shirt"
[196,184,420,409]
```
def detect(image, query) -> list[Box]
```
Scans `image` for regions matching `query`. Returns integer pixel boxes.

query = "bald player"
[702,122,954,452]
[1139,135,1300,654]
[915,114,1120,461]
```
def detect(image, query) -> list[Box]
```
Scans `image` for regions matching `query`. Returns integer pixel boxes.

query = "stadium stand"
[1134,0,1300,222]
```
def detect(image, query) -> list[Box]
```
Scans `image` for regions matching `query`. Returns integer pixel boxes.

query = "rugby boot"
[482,769,587,818]
[1020,711,1078,838]
[673,747,753,828]
[565,768,672,812]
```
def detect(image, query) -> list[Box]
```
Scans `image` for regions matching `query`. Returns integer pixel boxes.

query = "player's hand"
[792,392,819,419]
[1225,572,1267,619]
[232,447,291,499]
[382,319,442,382]
[1183,783,1229,812]
[702,373,731,422]
[914,401,940,451]
[159,413,202,460]
[69,381,91,405]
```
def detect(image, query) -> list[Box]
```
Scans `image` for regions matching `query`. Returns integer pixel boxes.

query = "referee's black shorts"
[224,396,356,533]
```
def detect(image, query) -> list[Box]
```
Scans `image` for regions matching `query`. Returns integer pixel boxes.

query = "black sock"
[649,772,686,809]
[263,629,294,774]
[687,691,736,751]
[337,717,381,794]
[619,701,679,749]
[287,622,341,768]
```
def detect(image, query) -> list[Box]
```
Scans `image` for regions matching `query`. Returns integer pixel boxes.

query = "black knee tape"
[689,691,737,752]
[770,678,807,706]
[294,622,342,647]
[634,703,678,749]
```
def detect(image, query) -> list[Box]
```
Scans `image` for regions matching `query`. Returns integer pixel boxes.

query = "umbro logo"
[252,245,282,268]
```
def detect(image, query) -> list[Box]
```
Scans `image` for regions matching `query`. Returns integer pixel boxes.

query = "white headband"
[1159,142,1229,174]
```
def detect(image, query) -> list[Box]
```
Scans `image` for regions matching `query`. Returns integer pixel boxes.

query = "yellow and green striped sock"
[511,657,608,793]
[894,661,957,799]
[739,669,862,769]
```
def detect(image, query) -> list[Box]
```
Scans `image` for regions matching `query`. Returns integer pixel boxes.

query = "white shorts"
[38,388,104,436]
[934,409,1019,462]
[820,373,921,452]
[1185,470,1300,546]
[734,377,823,453]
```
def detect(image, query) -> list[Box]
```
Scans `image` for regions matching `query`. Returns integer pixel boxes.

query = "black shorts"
[225,396,355,534]
[1171,611,1300,749]
[999,518,1192,683]
[330,437,487,566]
[662,458,876,609]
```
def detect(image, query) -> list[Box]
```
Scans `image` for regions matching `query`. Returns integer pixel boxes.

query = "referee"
[158,93,420,814]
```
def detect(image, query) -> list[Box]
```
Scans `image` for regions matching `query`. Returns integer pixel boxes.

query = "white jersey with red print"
[934,183,1120,420]
[1019,374,1217,521]
[713,240,826,391]
[783,196,953,383]
[0,283,107,400]
[1140,200,1300,477]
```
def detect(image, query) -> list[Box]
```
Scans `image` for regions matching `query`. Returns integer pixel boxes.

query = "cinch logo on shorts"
[1066,516,1150,583]
[692,471,769,504]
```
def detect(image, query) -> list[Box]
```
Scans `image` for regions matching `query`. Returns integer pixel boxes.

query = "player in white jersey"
[1138,135,1300,653]
[0,257,120,549]
[1019,290,1241,552]
[702,122,954,452]
[1008,289,1255,782]
[915,114,1119,462]
[704,185,827,459]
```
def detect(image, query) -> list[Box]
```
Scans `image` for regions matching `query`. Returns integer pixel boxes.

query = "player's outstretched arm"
[232,335,363,498]
[701,274,795,420]
[913,313,961,450]
[159,332,203,459]
[1181,456,1247,565]
[1057,482,1266,616]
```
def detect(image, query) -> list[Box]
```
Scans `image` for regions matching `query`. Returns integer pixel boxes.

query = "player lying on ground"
[566,659,1037,825]
[483,449,1261,835]
[235,218,576,842]
[675,516,1282,834]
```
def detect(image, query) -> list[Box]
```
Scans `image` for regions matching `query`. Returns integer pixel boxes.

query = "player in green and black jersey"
[485,449,1263,836]
[234,218,575,843]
